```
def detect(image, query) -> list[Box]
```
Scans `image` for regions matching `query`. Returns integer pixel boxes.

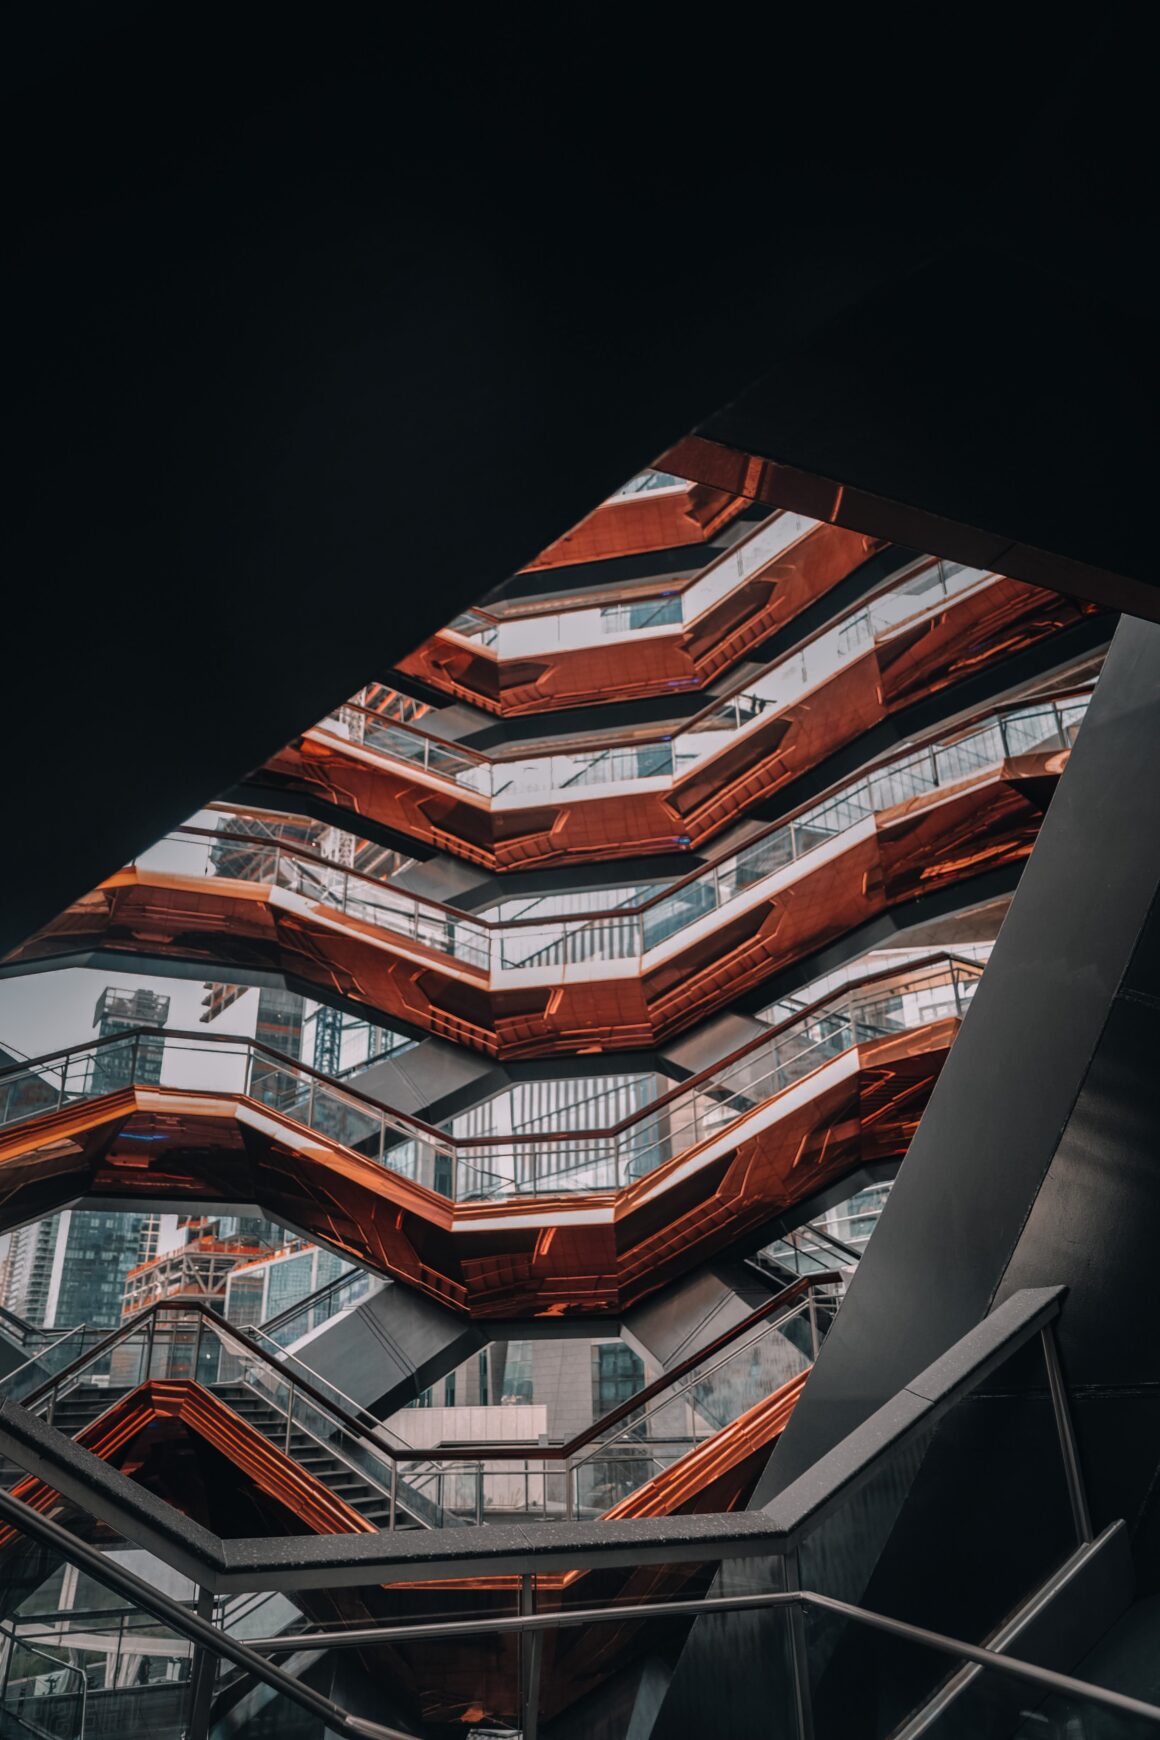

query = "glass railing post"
[284,1384,294,1455]
[807,1289,820,1360]
[388,1463,398,1530]
[476,1463,484,1525]
[193,1310,204,1386]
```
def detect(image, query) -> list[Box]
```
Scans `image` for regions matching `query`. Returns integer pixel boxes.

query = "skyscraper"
[91,984,171,1093]
[0,454,1149,1735]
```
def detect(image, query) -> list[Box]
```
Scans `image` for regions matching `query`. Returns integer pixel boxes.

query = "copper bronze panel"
[0,1022,953,1317]
[0,1379,376,1553]
[399,520,883,715]
[258,583,1100,869]
[657,432,1143,620]
[6,763,1058,1060]
[520,480,747,571]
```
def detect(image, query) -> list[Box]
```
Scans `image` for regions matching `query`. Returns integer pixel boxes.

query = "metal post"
[145,1310,156,1381]
[564,1459,574,1521]
[521,1573,543,1740]
[476,1463,484,1526]
[807,1289,820,1361]
[192,1310,204,1386]
[185,1585,216,1740]
[1040,1324,1093,1544]
[388,1464,398,1532]
[783,1551,815,1740]
[284,1384,294,1456]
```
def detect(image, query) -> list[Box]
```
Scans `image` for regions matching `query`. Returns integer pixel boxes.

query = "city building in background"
[0,447,1148,1737]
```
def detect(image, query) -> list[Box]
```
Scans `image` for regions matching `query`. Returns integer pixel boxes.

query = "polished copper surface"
[5,759,1061,1058]
[261,579,1099,868]
[0,1019,953,1317]
[398,520,882,715]
[657,432,1142,615]
[520,476,748,571]
[0,1379,376,1552]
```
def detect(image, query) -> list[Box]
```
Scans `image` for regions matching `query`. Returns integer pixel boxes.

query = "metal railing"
[0,1298,449,1530]
[394,1275,840,1526]
[0,953,979,1205]
[758,1193,890,1280]
[259,1265,377,1348]
[439,506,816,655]
[321,559,1012,805]
[141,688,1090,981]
[0,1287,1156,1739]
[0,1615,87,1740]
[0,1277,837,1534]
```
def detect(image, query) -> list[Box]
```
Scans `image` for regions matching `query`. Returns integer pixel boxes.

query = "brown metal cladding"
[519,478,749,571]
[397,520,883,715]
[0,1379,377,1551]
[0,1019,953,1317]
[4,761,1060,1059]
[657,432,1141,614]
[259,579,1100,868]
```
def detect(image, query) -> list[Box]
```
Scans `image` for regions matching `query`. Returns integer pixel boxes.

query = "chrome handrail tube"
[0,1284,1124,1740]
[0,1489,1154,1738]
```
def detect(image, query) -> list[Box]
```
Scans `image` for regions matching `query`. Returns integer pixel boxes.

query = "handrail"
[258,1265,361,1337]
[789,1219,863,1264]
[0,1489,414,1740]
[0,1287,1071,1593]
[9,1299,401,1460]
[0,1320,93,1400]
[106,686,1085,993]
[435,504,809,631]
[330,557,1001,771]
[0,949,977,1155]
[320,661,1092,824]
[9,1277,837,1471]
[0,953,976,1210]
[556,1271,837,1462]
[143,683,1091,943]
[564,1298,816,1475]
[249,1574,1160,1726]
[0,1303,55,1344]
[0,1484,1155,1733]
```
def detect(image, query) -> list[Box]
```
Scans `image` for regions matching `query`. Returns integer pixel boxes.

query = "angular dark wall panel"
[765,614,1160,1501]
